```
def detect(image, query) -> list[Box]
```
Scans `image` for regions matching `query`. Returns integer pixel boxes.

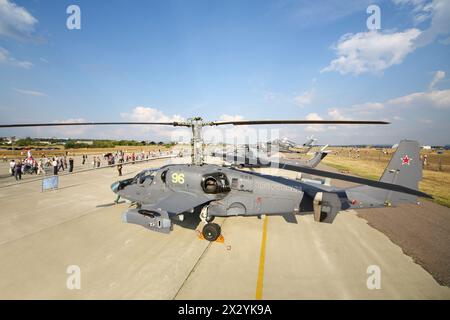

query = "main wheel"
[202,223,221,242]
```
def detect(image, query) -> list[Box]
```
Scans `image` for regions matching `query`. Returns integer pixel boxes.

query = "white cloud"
[310,88,450,141]
[218,114,244,122]
[0,46,32,68]
[321,29,421,75]
[209,114,253,144]
[429,70,445,90]
[387,88,450,109]
[328,108,345,120]
[393,0,434,23]
[409,0,450,47]
[305,113,323,120]
[305,113,325,132]
[0,0,38,39]
[305,88,450,143]
[294,89,314,107]
[120,106,187,141]
[323,0,450,75]
[12,88,46,96]
[328,88,450,120]
[120,106,184,123]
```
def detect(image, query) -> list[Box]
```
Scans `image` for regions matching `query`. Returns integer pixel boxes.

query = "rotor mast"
[184,117,216,166]
[188,117,206,166]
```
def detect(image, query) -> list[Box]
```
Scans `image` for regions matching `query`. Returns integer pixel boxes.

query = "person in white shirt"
[9,160,15,176]
[52,158,58,175]
[37,160,45,175]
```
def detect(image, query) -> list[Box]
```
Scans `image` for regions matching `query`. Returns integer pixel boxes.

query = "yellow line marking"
[255,215,269,300]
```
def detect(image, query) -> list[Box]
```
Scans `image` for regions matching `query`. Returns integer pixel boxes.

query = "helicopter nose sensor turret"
[111,181,119,193]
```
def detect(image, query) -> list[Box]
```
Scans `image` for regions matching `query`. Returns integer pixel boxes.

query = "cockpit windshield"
[133,169,157,184]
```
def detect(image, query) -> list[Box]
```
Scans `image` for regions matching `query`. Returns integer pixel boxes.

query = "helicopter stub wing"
[122,191,211,233]
[152,191,211,215]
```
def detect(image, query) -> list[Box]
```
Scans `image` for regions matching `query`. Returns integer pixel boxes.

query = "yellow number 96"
[171,172,185,184]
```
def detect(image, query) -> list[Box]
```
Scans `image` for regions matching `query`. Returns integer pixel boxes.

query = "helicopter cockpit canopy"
[133,169,158,184]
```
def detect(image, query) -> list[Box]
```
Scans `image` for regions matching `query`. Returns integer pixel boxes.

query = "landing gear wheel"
[202,223,221,242]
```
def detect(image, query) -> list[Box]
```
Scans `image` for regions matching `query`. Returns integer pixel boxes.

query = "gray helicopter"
[0,118,430,242]
[267,135,317,153]
[213,142,329,169]
[113,139,428,241]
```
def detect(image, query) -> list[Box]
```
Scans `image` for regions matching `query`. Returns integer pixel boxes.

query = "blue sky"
[0,0,449,145]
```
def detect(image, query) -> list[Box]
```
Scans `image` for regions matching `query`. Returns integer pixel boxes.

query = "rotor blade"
[210,120,389,126]
[0,121,189,128]
[223,154,432,199]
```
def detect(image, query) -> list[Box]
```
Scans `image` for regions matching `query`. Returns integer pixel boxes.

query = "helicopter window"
[204,178,218,193]
[134,169,157,184]
[201,172,230,194]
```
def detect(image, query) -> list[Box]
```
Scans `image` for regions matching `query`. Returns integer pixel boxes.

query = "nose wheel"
[202,223,221,242]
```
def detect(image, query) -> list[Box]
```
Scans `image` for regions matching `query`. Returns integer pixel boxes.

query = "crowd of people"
[8,155,75,180]
[5,149,174,181]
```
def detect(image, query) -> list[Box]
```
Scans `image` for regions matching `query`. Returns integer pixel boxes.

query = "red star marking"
[401,155,411,165]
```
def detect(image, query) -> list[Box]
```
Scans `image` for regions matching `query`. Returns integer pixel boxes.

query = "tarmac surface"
[0,155,449,299]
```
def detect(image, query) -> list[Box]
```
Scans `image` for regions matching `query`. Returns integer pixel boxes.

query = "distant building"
[5,137,17,145]
[76,140,94,145]
[421,145,432,150]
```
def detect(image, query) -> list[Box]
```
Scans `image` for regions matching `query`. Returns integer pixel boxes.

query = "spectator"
[52,158,58,175]
[37,159,45,175]
[14,161,22,181]
[58,157,65,171]
[9,159,15,176]
[69,157,74,172]
[33,160,38,174]
[117,159,123,176]
[422,154,428,168]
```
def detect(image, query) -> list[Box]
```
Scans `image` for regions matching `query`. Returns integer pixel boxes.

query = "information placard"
[42,176,59,192]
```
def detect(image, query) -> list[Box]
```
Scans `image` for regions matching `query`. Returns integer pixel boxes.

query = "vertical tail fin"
[379,140,422,204]
[346,140,423,206]
[306,145,329,168]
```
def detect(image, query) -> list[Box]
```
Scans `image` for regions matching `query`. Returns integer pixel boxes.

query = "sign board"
[42,176,59,192]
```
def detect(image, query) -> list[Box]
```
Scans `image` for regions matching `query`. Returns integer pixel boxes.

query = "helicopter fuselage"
[112,164,304,216]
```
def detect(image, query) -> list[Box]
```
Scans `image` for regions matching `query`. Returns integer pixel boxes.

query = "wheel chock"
[196,230,225,243]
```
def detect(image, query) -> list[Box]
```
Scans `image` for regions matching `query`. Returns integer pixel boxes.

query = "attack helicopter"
[213,142,329,169]
[0,118,431,241]
[267,135,317,153]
